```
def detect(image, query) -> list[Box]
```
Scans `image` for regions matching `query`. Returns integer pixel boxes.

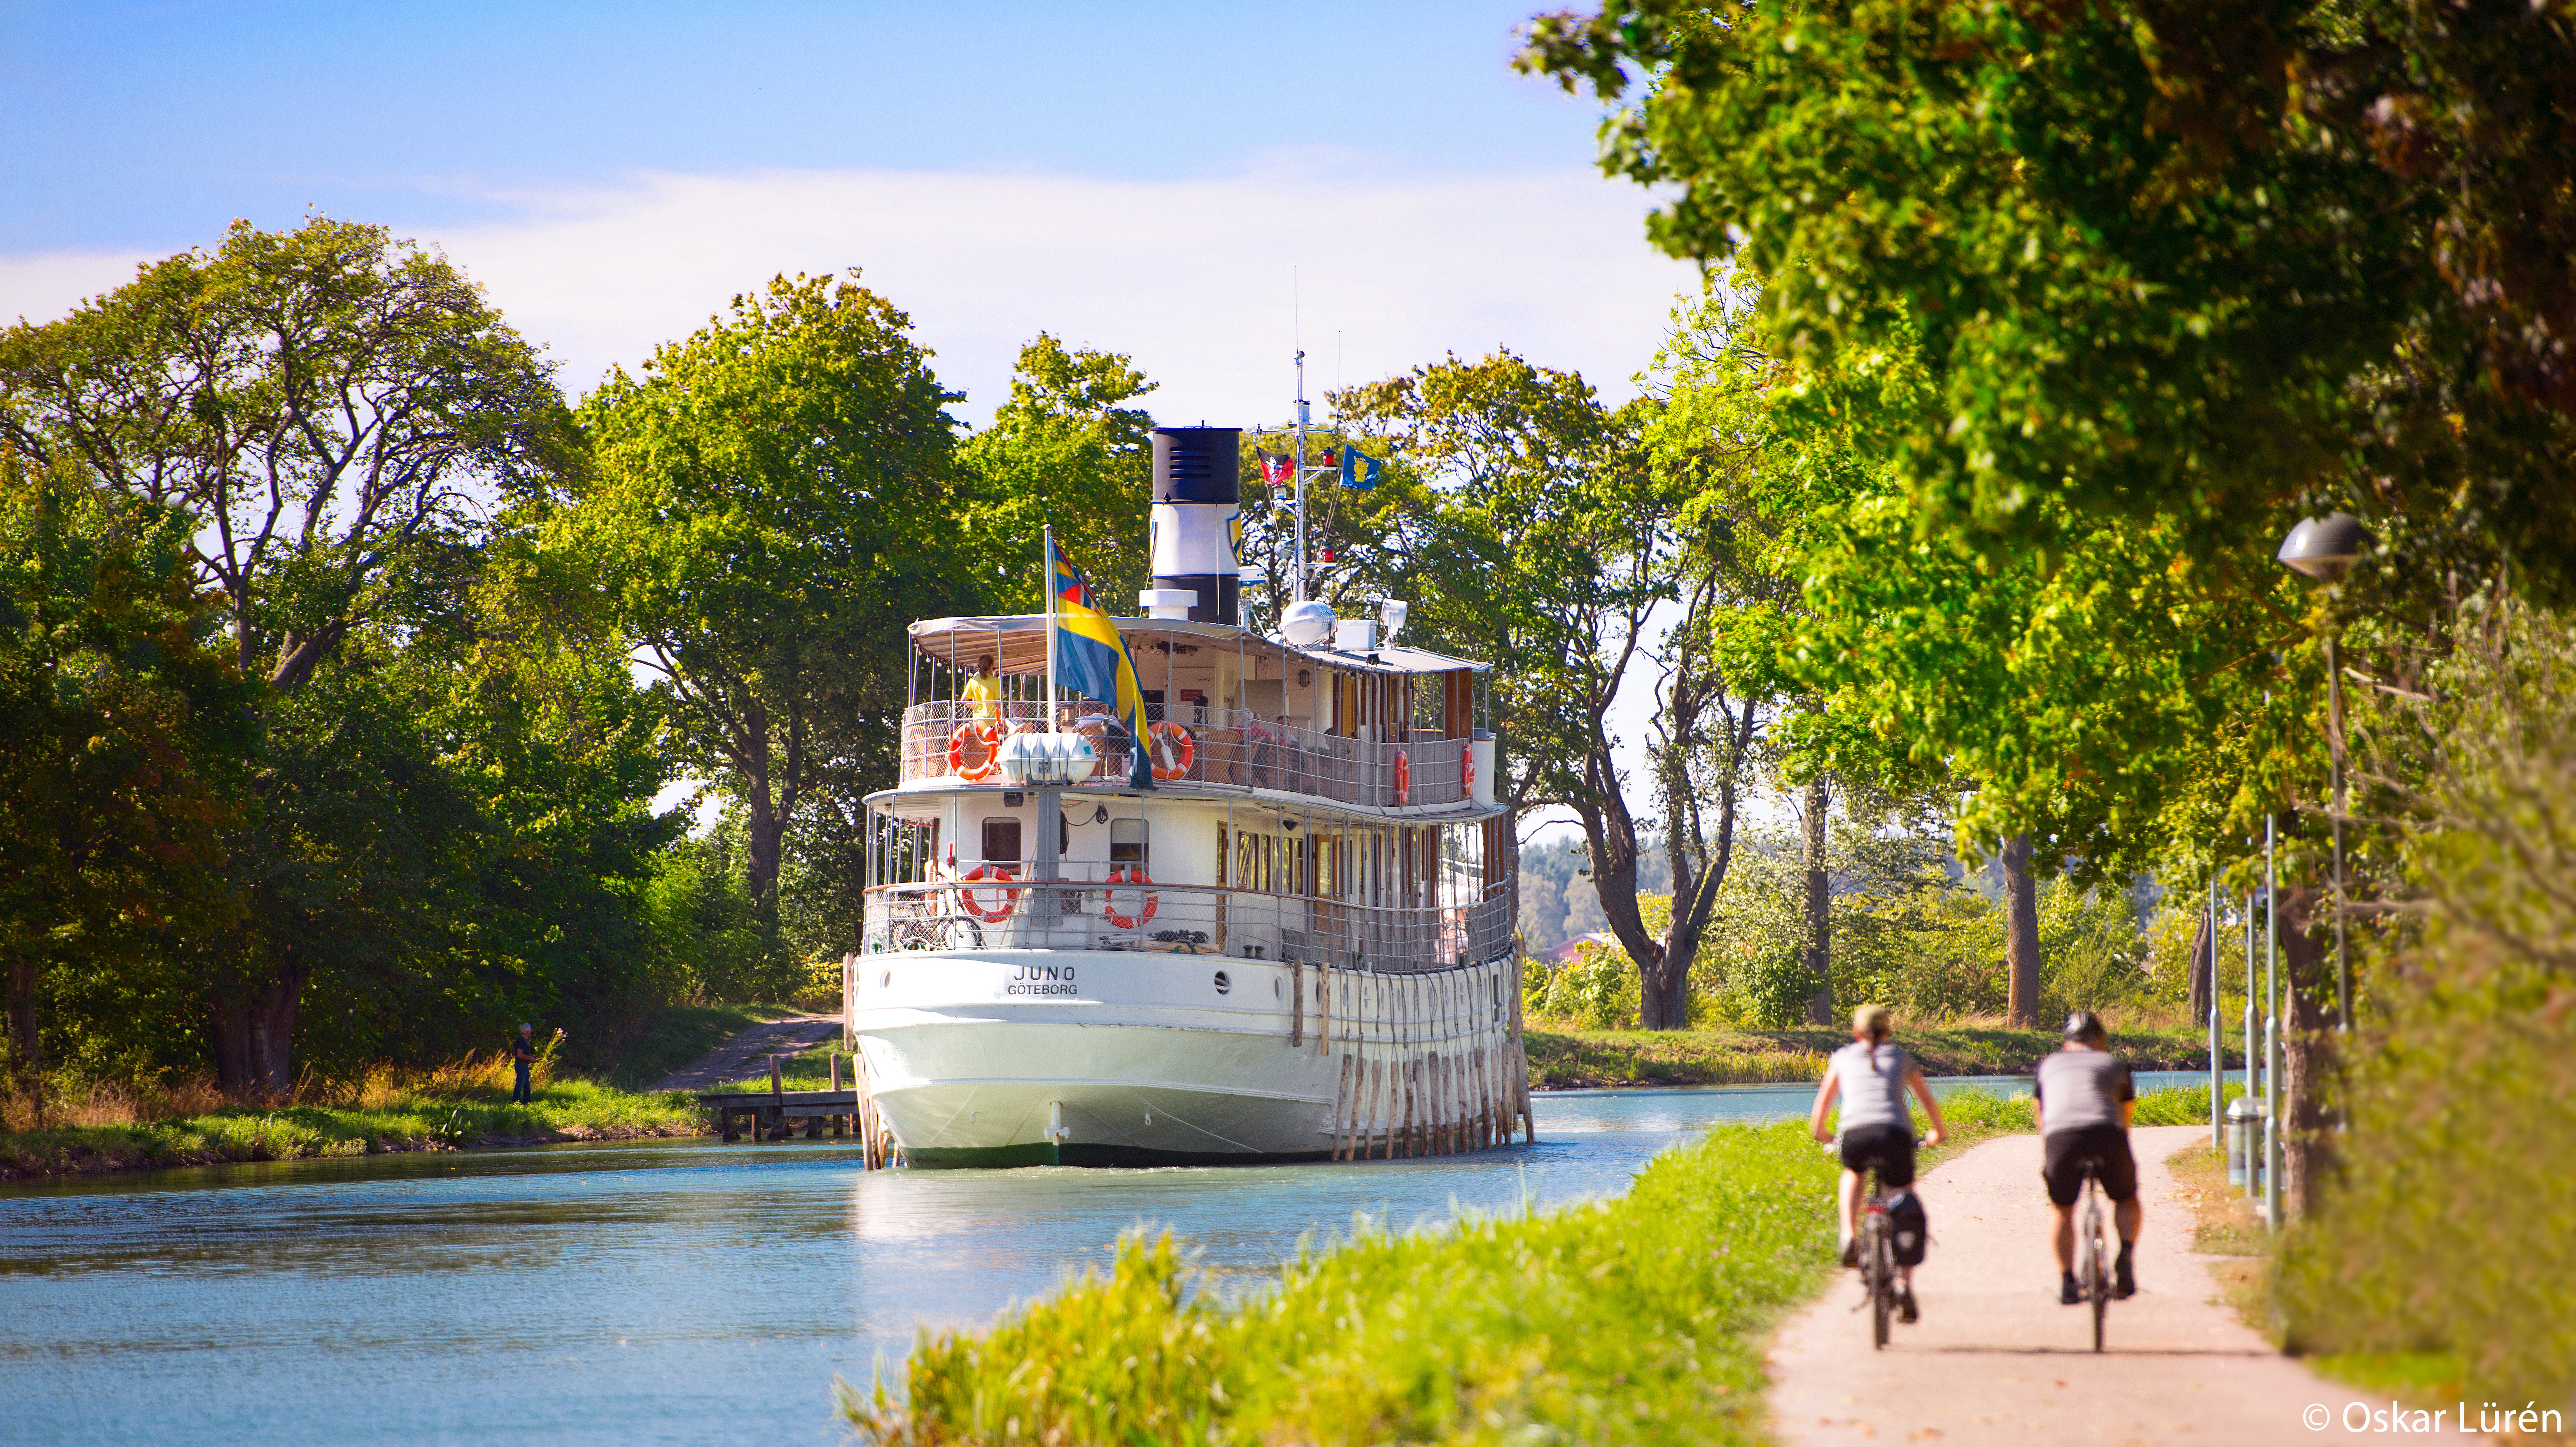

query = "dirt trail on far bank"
[649,1014,842,1093]
[1765,1124,2485,1446]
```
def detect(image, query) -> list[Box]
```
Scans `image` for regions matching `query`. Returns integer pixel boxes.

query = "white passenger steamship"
[842,424,1529,1167]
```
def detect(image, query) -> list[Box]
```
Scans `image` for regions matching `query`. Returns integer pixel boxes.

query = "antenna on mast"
[1293,349,1310,605]
[1292,271,1309,606]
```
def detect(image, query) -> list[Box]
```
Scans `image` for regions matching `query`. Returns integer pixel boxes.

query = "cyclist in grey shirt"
[1809,1004,1949,1322]
[2035,1010,2140,1302]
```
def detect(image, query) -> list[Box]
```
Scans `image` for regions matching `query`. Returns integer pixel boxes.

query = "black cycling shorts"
[2042,1124,2137,1206]
[1839,1123,1917,1188]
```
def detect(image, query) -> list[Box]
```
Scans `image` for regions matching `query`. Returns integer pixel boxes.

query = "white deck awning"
[908,615,1488,678]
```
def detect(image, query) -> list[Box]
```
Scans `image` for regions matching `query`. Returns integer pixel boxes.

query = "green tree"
[1340,352,1647,847]
[0,216,570,687]
[0,217,569,1093]
[570,271,975,920]
[1518,0,2574,586]
[960,335,1158,611]
[1343,350,1773,1028]
[1516,0,2576,965]
[0,453,253,1096]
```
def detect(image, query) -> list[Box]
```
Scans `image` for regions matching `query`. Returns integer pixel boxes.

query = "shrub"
[2269,600,2576,1410]
[1538,941,1641,1029]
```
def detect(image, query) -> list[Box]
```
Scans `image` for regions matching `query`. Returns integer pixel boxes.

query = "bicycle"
[1854,1162,1899,1350]
[2076,1158,2109,1352]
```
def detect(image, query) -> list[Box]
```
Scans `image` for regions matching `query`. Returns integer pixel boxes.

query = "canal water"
[0,1072,2222,1447]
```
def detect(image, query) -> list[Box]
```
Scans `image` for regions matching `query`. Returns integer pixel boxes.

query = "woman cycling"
[1809,1003,1950,1323]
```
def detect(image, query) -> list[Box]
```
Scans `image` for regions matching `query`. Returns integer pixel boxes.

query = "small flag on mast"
[1256,449,1295,486]
[1338,445,1382,490]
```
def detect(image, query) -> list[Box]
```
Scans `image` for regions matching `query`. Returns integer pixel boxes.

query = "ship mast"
[1292,348,1309,604]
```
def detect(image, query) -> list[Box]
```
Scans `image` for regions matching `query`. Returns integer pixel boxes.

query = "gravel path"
[1765,1124,2480,1445]
[648,1014,844,1093]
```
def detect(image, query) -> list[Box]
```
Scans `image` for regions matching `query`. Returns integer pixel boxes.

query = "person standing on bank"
[511,1023,537,1105]
[2036,1009,2141,1303]
[1809,1004,1949,1323]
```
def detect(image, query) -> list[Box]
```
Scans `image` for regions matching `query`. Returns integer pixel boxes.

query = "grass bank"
[1525,1024,2229,1089]
[0,1001,809,1182]
[0,1077,703,1181]
[848,1083,2211,1445]
[847,1118,1839,1447]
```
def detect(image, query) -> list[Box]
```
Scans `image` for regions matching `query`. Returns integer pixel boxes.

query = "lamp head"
[2277,512,2372,582]
[1279,599,1335,648]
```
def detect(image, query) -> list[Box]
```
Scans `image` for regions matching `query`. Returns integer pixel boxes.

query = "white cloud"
[0,250,161,327]
[2,162,1699,426]
[427,162,1700,424]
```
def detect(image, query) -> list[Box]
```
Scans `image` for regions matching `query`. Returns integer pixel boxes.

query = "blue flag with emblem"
[1048,536,1155,789]
[1338,444,1382,490]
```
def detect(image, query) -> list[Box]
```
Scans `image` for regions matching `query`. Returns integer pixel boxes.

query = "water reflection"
[0,1073,2229,1447]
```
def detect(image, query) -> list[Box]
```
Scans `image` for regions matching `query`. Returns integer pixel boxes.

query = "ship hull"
[849,949,1524,1168]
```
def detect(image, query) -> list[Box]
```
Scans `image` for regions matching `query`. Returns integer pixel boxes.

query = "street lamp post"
[2277,512,2371,1033]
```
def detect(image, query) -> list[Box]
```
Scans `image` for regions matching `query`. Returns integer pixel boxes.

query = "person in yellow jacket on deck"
[962,652,1001,726]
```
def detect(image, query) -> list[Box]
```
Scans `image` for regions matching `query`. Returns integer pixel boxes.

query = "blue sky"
[2,2,1697,433]
[5,1,1603,250]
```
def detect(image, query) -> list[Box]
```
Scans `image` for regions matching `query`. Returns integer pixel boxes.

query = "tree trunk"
[1650,698,1756,1032]
[2186,909,2214,1035]
[1800,776,1833,1025]
[7,955,40,1100]
[209,962,307,1101]
[1575,744,1670,1028]
[1638,933,1689,1029]
[2002,833,2041,1028]
[2278,886,2335,1217]
[745,801,786,908]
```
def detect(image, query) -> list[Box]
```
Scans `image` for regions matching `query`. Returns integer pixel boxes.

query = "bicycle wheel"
[1869,1218,1892,1349]
[2086,1186,2108,1352]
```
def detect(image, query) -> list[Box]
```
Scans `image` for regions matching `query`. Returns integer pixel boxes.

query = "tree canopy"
[569,271,975,921]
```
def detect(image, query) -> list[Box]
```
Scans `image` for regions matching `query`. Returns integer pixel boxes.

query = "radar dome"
[1279,599,1336,648]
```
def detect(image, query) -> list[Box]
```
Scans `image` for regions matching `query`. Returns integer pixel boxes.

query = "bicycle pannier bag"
[1886,1188,1928,1266]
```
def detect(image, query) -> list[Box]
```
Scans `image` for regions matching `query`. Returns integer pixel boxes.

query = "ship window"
[981,817,1021,863]
[1111,818,1148,865]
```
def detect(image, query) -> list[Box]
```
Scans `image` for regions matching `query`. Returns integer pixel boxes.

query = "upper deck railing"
[897,700,1478,811]
[861,872,1513,975]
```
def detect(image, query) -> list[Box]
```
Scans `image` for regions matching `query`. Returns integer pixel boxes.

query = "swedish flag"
[1338,445,1382,490]
[1048,537,1154,788]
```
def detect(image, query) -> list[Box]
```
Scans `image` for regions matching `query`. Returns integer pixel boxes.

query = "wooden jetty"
[692,1050,901,1167]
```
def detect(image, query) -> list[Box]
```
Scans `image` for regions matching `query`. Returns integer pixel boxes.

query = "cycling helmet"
[2062,1009,2107,1043]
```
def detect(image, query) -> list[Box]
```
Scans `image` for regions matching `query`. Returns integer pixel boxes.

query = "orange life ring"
[1394,749,1411,804]
[1102,868,1159,929]
[1462,739,1477,795]
[948,723,1001,782]
[958,864,1020,921]
[1146,721,1195,781]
